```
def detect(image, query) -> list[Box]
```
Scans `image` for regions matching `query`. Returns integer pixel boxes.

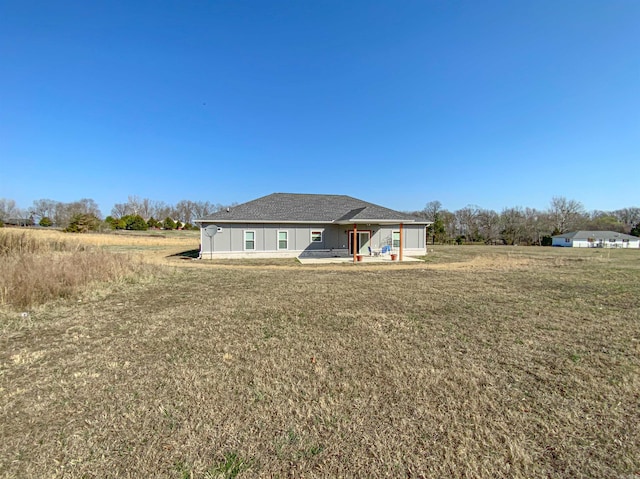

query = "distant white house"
[552,231,640,248]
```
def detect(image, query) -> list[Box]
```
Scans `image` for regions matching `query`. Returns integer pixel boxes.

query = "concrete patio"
[297,254,424,264]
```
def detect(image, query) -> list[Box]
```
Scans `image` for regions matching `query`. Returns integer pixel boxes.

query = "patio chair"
[381,245,391,255]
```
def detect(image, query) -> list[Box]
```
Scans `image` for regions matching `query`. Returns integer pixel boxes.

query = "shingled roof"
[552,230,639,241]
[196,193,428,224]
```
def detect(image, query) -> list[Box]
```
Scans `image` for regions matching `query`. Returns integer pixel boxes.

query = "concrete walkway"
[297,255,424,264]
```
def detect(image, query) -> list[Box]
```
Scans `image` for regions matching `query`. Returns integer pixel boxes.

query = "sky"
[1,0,638,216]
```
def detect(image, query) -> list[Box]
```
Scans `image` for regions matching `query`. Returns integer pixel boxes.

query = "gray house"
[195,193,431,260]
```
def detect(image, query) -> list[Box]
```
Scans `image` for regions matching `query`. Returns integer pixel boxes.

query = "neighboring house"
[3,218,34,227]
[195,193,431,259]
[552,230,640,248]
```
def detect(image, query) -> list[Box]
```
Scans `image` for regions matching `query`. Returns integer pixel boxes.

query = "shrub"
[163,217,176,230]
[65,214,101,233]
[39,217,53,227]
[541,235,553,246]
[147,217,160,229]
[123,214,148,231]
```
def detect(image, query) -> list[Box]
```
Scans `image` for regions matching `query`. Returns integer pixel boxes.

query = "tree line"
[2,195,639,240]
[409,197,640,245]
[0,196,235,232]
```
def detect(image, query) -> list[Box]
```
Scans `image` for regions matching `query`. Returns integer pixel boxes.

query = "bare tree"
[455,205,481,242]
[422,201,443,222]
[612,207,640,232]
[500,207,526,245]
[175,200,197,224]
[548,197,586,234]
[0,198,21,220]
[522,208,549,245]
[477,209,501,244]
[192,201,216,220]
[52,199,101,228]
[29,199,58,222]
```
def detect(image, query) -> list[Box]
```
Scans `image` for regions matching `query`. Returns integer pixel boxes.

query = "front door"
[349,231,371,255]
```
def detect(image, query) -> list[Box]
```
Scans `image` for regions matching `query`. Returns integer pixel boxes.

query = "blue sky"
[1,0,638,216]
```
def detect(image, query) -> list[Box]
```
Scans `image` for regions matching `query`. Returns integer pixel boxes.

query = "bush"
[147,217,160,229]
[163,217,176,230]
[65,214,101,233]
[39,217,53,227]
[541,235,553,246]
[122,214,148,231]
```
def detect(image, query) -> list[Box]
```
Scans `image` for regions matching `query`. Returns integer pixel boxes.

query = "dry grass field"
[1,230,639,478]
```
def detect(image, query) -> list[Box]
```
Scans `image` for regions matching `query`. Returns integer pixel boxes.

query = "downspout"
[353,223,357,263]
[399,222,404,261]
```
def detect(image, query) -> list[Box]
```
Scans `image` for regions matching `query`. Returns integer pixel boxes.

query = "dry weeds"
[0,229,156,309]
[1,242,639,478]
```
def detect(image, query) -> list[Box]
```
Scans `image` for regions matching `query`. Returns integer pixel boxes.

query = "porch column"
[353,223,357,263]
[399,222,404,261]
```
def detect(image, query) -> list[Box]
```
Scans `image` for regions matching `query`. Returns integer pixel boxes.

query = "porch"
[296,253,423,265]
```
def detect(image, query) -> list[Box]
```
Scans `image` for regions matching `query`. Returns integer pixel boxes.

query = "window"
[565,238,571,243]
[392,231,400,248]
[244,231,255,250]
[278,231,288,250]
[311,231,323,242]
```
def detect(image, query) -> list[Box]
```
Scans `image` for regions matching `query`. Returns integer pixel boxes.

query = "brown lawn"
[1,231,639,478]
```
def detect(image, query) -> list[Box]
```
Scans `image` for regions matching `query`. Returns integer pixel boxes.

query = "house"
[3,218,34,227]
[552,230,640,248]
[195,193,431,260]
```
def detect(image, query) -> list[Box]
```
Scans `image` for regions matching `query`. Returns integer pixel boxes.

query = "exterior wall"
[552,237,572,247]
[552,237,640,248]
[200,222,428,258]
[200,223,347,258]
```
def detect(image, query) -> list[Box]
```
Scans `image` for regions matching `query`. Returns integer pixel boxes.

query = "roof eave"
[195,219,333,224]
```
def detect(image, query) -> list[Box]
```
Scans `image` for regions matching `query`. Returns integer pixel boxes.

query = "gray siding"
[200,222,426,257]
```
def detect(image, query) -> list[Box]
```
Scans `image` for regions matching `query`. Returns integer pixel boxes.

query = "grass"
[1,234,639,478]
[0,229,156,309]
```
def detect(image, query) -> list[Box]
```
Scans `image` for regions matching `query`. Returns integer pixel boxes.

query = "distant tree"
[630,223,640,237]
[500,207,526,245]
[585,213,626,232]
[163,217,176,230]
[104,215,126,230]
[55,199,102,229]
[147,217,160,229]
[65,213,101,233]
[477,209,500,244]
[0,218,4,228]
[548,196,586,234]
[111,202,128,219]
[455,206,482,243]
[175,221,183,230]
[183,222,195,230]
[39,217,53,227]
[426,214,446,244]
[30,199,58,223]
[422,201,443,222]
[123,214,148,231]
[0,198,20,221]
[612,207,640,232]
[541,235,553,246]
